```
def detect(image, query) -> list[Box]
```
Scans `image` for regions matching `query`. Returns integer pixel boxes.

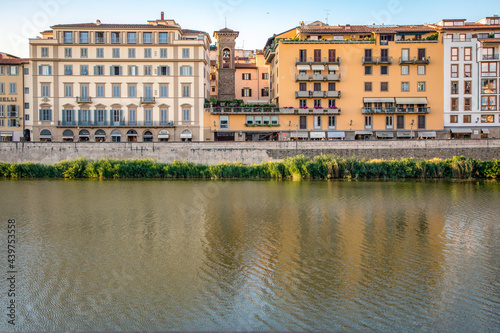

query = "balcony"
[326,73,341,81]
[399,57,431,65]
[58,121,76,126]
[295,74,311,81]
[95,37,105,44]
[362,57,393,65]
[362,107,430,114]
[483,54,500,60]
[295,73,341,81]
[57,120,179,128]
[295,91,341,98]
[312,74,324,80]
[76,96,92,104]
[140,97,156,104]
[295,57,341,65]
[295,91,310,98]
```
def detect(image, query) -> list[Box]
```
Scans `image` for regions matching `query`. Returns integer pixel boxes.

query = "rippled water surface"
[0,179,499,332]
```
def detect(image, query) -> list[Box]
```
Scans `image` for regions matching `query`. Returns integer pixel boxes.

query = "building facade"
[0,52,28,142]
[28,14,211,142]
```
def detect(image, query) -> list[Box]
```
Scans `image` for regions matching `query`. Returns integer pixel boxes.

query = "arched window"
[40,129,52,142]
[143,130,153,142]
[158,129,170,142]
[79,129,90,142]
[62,129,74,142]
[95,129,106,142]
[222,48,231,68]
[181,129,192,142]
[126,129,137,142]
[111,129,122,142]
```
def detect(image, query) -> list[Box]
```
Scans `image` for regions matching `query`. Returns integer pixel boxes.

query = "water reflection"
[0,179,498,331]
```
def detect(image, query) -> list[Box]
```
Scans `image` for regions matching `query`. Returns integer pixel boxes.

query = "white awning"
[397,131,414,138]
[355,131,373,135]
[376,132,394,138]
[395,97,428,105]
[297,65,311,71]
[310,132,326,139]
[290,132,308,138]
[79,134,90,138]
[39,135,52,139]
[158,130,170,139]
[364,98,395,103]
[181,132,192,139]
[451,128,472,134]
[328,131,345,138]
[62,136,74,139]
[126,133,138,137]
[482,129,490,134]
[311,65,325,71]
[0,133,13,137]
[328,65,339,71]
[418,131,436,137]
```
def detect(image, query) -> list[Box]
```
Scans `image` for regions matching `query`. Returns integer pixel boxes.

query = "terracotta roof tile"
[0,58,29,65]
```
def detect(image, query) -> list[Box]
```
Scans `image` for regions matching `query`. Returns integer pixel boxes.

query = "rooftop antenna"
[225,17,227,28]
[325,10,330,25]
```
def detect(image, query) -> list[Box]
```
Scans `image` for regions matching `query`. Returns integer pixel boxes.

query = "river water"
[0,179,499,332]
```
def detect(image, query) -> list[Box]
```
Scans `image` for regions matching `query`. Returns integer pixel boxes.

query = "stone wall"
[1,140,500,165]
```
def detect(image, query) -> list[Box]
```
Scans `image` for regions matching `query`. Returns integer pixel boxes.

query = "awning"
[0,133,13,137]
[158,130,170,139]
[450,128,472,134]
[418,131,436,137]
[39,135,52,139]
[62,136,74,139]
[376,132,394,138]
[364,98,395,103]
[328,131,345,138]
[297,65,311,71]
[395,97,428,105]
[79,134,90,138]
[397,131,414,138]
[290,132,309,138]
[126,133,138,137]
[328,65,339,71]
[355,131,373,135]
[310,132,326,139]
[482,129,490,134]
[181,132,192,139]
[311,65,325,71]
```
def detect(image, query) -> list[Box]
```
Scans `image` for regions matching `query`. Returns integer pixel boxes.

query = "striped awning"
[376,132,394,138]
[364,98,395,103]
[397,131,414,138]
[297,65,311,71]
[450,128,472,134]
[395,97,428,105]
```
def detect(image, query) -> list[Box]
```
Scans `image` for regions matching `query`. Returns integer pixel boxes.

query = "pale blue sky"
[1,0,499,58]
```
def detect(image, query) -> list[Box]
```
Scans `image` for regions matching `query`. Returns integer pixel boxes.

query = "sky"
[1,0,499,58]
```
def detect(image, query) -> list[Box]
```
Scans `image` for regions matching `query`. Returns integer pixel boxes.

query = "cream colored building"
[29,14,211,142]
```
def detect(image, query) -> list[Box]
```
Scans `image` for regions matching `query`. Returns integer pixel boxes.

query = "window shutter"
[48,66,52,75]
[38,66,42,75]
[15,105,18,117]
[242,73,244,80]
[241,89,244,96]
[93,66,97,75]
[94,110,97,124]
[7,67,11,75]
[78,109,81,122]
[39,109,42,120]
[249,89,252,97]
[119,66,122,76]
[104,110,107,123]
[248,73,251,80]
[110,66,113,76]
[157,66,160,76]
[48,109,52,121]
[120,109,123,122]
[167,66,170,76]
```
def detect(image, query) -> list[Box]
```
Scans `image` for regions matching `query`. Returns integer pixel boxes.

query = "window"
[64,48,72,58]
[261,88,269,97]
[451,81,458,94]
[144,48,151,58]
[160,48,167,58]
[129,66,139,76]
[299,99,307,108]
[463,115,471,123]
[96,85,104,98]
[299,49,307,62]
[41,84,49,97]
[183,109,190,121]
[328,49,336,62]
[127,32,137,44]
[182,85,190,97]
[328,116,336,129]
[160,85,168,97]
[328,99,336,108]
[314,116,322,129]
[464,98,472,111]
[159,32,169,44]
[482,63,497,77]
[271,116,279,125]
[0,105,3,116]
[64,65,72,75]
[364,82,372,92]
[451,64,458,78]
[41,47,49,57]
[111,32,121,44]
[417,82,426,92]
[481,96,496,111]
[483,48,495,60]
[182,48,190,58]
[95,32,105,44]
[38,65,52,75]
[96,48,104,58]
[160,109,169,124]
[0,83,4,94]
[397,115,404,129]
[128,109,136,125]
[64,84,72,97]
[401,65,409,75]
[365,66,372,75]
[386,116,393,129]
[401,49,409,61]
[128,48,136,58]
[417,65,426,75]
[299,115,307,129]
[77,31,88,44]
[364,49,372,62]
[314,82,321,91]
[39,109,52,121]
[482,79,497,94]
[242,88,252,97]
[24,68,29,75]
[80,65,88,76]
[110,66,121,76]
[7,105,18,117]
[158,66,170,76]
[313,49,321,62]
[451,98,459,111]
[144,66,152,76]
[464,81,472,94]
[9,83,16,94]
[144,109,152,125]
[451,47,459,61]
[381,66,388,75]
[220,116,229,129]
[143,32,153,44]
[24,87,29,94]
[255,116,262,125]
[418,48,426,60]
[180,66,193,76]
[128,85,136,98]
[262,73,269,80]
[401,82,409,91]
[112,48,120,58]
[314,99,321,108]
[464,64,471,78]
[450,115,458,123]
[299,82,307,91]
[63,31,73,44]
[418,115,426,129]
[481,115,495,123]
[62,109,74,125]
[242,73,251,80]
[25,114,29,120]
[381,82,389,92]
[6,66,18,76]
[464,47,472,61]
[80,48,88,58]
[365,116,372,129]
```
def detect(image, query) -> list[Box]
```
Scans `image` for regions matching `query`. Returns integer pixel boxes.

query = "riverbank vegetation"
[0,156,499,180]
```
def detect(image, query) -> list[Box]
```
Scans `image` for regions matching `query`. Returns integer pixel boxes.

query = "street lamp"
[411,119,414,139]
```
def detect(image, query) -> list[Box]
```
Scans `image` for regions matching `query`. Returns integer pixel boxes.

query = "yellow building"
[204,21,444,141]
[0,52,29,142]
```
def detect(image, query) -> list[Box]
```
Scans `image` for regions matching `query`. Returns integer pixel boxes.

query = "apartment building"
[431,16,500,139]
[0,52,29,141]
[28,13,211,142]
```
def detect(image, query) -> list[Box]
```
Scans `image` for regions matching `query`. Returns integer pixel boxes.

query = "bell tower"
[213,28,239,101]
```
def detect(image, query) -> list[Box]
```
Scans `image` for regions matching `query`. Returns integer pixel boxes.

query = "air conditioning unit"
[167,121,174,126]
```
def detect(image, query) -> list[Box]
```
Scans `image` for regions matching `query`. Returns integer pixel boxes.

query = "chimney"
[345,24,351,31]
[96,19,101,26]
[161,11,164,20]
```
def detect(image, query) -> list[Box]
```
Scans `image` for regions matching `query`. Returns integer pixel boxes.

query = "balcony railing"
[58,121,76,126]
[362,107,430,114]
[95,37,105,44]
[208,106,341,115]
[362,56,393,65]
[483,54,500,60]
[140,97,156,104]
[76,96,92,103]
[295,57,341,65]
[399,56,431,65]
[295,73,341,81]
[295,91,341,98]
[58,120,178,127]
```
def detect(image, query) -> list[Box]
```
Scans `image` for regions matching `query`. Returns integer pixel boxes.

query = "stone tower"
[213,28,239,101]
